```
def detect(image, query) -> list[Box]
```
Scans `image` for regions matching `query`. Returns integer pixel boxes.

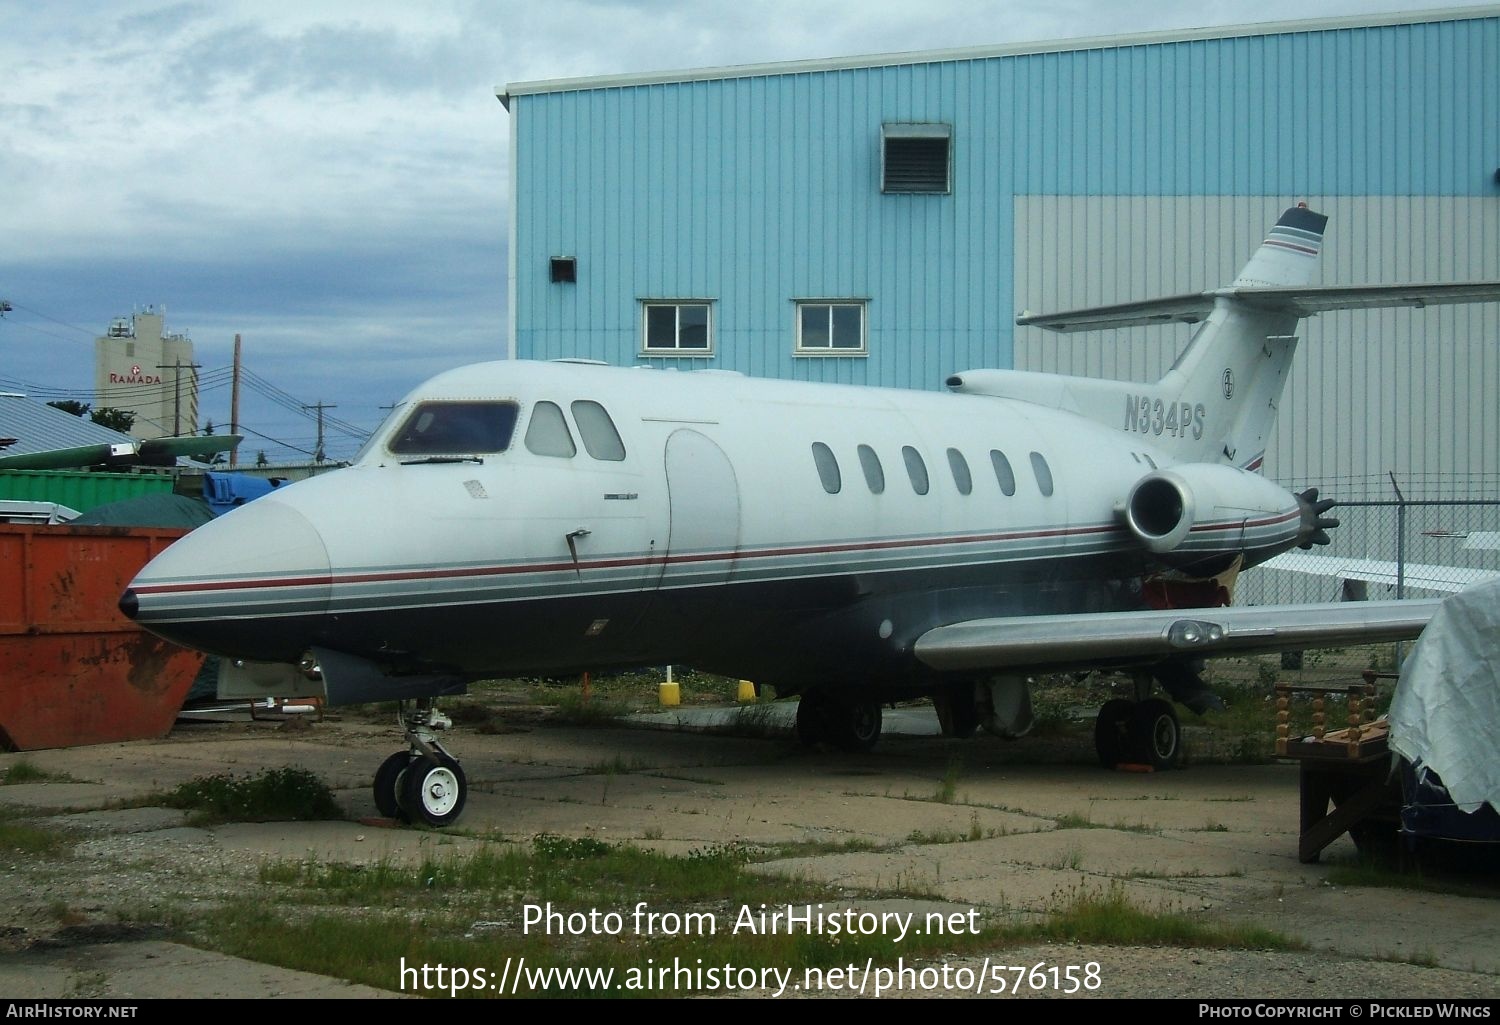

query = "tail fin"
[1156,207,1329,467]
[953,205,1500,468]
[1232,205,1328,288]
[950,205,1328,469]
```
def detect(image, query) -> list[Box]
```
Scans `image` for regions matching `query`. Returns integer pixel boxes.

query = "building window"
[882,123,951,194]
[642,301,712,355]
[811,442,841,494]
[796,301,866,355]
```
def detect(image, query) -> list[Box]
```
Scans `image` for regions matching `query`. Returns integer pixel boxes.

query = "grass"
[1,759,79,785]
[1024,884,1302,951]
[0,806,72,856]
[178,840,1306,996]
[157,767,344,826]
[1326,857,1500,898]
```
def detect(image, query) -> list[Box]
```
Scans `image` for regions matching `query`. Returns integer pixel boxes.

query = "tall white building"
[93,308,198,440]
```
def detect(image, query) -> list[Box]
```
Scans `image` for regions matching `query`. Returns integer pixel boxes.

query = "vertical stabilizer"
[954,206,1334,468]
[1160,205,1328,468]
[1232,205,1328,288]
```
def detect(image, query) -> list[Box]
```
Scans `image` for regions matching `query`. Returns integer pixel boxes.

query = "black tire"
[1130,698,1183,770]
[830,699,882,753]
[1094,698,1134,768]
[401,754,468,828]
[934,686,980,739]
[373,750,411,820]
[795,692,829,747]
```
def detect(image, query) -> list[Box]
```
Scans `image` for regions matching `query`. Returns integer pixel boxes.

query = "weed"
[0,808,71,856]
[1,760,55,785]
[551,692,631,726]
[160,767,343,825]
[935,755,963,804]
[1029,883,1303,950]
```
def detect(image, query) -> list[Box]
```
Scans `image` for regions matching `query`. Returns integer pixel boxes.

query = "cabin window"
[812,442,841,494]
[571,400,626,461]
[642,301,712,355]
[388,401,519,455]
[990,449,1016,496]
[947,448,972,495]
[857,444,885,494]
[1030,451,1055,497]
[902,446,929,495]
[881,123,952,194]
[525,401,577,458]
[795,301,866,355]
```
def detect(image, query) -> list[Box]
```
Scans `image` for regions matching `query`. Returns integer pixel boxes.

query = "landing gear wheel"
[373,750,412,820]
[830,699,882,753]
[1130,698,1183,769]
[401,754,468,828]
[1094,698,1134,768]
[795,691,831,747]
[933,685,980,739]
[796,692,882,752]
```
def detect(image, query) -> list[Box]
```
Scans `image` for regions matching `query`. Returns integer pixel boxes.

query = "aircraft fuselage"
[124,359,1303,700]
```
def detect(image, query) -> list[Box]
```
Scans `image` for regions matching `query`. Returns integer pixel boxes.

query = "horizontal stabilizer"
[1019,282,1500,333]
[913,599,1440,675]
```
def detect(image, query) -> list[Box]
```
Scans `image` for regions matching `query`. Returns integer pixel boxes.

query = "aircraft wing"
[1261,552,1500,594]
[1018,282,1500,333]
[0,442,135,471]
[912,599,1441,675]
[0,435,242,470]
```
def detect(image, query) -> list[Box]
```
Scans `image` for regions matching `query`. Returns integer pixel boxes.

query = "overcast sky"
[1,0,1486,462]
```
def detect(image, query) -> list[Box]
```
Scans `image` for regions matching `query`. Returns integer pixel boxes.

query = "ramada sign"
[110,364,163,385]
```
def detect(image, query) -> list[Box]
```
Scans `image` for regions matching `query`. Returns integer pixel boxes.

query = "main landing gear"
[373,699,468,827]
[795,690,883,752]
[1094,687,1184,771]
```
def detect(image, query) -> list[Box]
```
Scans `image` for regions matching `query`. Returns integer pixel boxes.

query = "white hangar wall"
[1012,195,1500,502]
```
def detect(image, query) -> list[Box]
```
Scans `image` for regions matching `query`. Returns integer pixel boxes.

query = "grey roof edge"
[496,5,1500,107]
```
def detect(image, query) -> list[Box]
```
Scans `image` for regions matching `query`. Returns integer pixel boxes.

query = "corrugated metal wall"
[508,10,1500,495]
[1013,196,1500,499]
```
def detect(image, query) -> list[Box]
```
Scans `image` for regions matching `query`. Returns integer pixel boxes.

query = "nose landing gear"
[372,699,468,827]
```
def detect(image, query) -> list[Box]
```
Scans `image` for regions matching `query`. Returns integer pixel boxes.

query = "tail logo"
[1221,368,1234,400]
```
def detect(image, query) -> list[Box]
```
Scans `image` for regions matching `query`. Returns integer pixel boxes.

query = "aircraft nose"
[122,498,334,662]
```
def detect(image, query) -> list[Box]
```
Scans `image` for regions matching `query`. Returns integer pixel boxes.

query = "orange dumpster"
[0,524,205,750]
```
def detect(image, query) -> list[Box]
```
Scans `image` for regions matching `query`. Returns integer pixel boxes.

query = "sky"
[1,0,1489,463]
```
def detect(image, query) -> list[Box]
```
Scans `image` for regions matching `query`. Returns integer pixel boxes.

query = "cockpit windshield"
[388,401,520,455]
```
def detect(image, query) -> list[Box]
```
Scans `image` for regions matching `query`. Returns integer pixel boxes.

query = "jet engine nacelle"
[1122,464,1300,563]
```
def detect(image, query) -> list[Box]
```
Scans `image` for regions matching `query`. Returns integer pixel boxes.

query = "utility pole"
[303,401,336,463]
[230,334,242,467]
[157,358,203,438]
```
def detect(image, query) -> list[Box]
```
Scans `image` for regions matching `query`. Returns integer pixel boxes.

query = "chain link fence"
[1238,499,1500,607]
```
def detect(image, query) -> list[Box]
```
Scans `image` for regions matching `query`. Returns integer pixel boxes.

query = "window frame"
[794,299,868,357]
[881,123,953,195]
[640,300,714,357]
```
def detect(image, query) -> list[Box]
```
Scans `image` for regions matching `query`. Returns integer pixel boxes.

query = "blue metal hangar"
[498,7,1499,499]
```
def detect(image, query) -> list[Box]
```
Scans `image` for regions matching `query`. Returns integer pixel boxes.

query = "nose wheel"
[372,700,469,827]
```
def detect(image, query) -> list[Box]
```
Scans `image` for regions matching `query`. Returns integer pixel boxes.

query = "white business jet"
[120,206,1500,826]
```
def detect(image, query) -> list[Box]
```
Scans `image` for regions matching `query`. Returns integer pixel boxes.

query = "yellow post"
[737,679,757,703]
[658,665,681,707]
